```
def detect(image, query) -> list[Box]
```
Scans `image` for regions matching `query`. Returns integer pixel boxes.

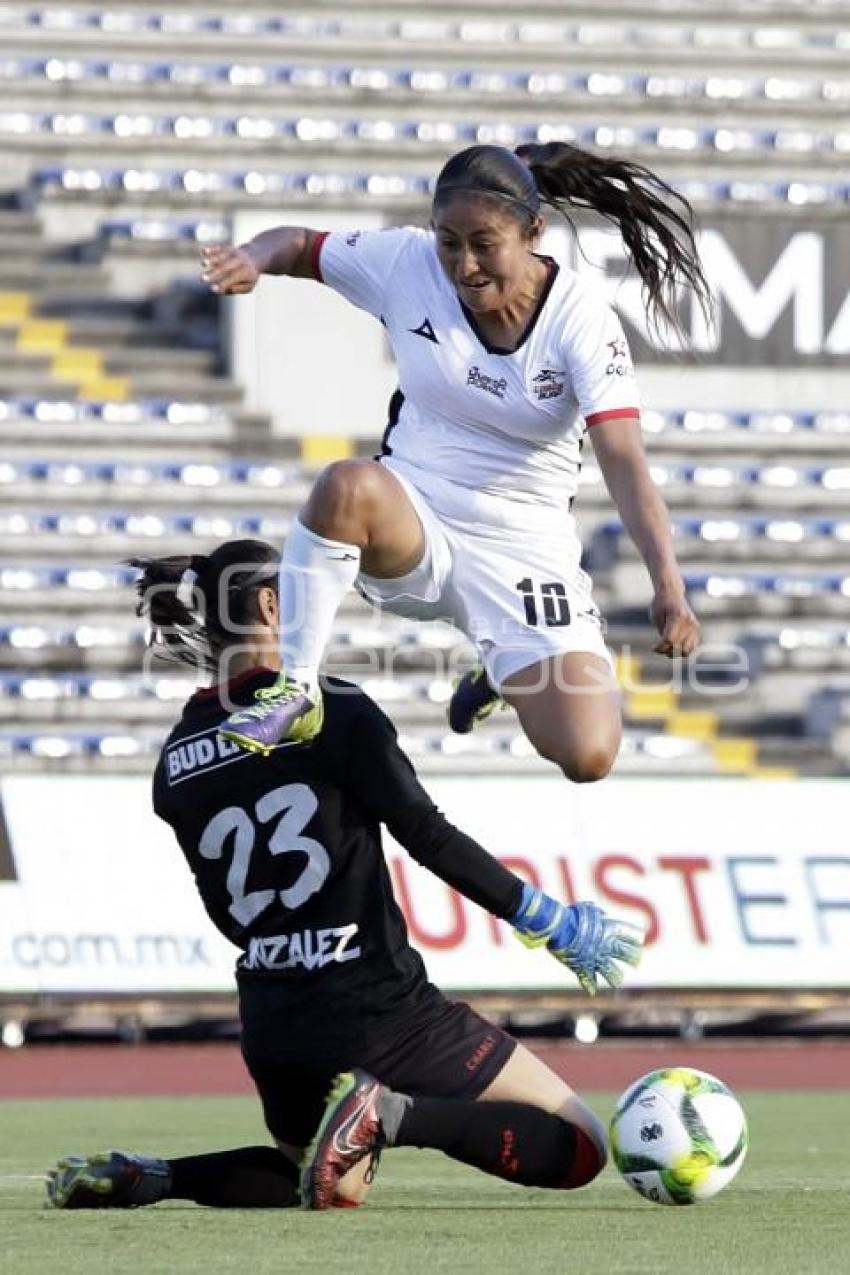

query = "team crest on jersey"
[344,231,362,247]
[467,365,507,399]
[531,367,565,400]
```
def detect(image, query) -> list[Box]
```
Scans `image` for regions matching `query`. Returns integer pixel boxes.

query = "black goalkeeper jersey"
[153,669,521,1036]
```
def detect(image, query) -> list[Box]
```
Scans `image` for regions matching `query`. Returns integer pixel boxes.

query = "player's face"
[433,195,540,313]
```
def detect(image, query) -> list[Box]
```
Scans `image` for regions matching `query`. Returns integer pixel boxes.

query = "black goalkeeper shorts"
[240,989,517,1148]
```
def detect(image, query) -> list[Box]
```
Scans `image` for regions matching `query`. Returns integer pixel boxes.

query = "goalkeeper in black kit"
[47,539,642,1212]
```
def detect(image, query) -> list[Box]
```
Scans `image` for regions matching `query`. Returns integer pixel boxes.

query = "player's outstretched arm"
[200,226,322,294]
[511,884,644,996]
[590,414,700,659]
[328,692,643,992]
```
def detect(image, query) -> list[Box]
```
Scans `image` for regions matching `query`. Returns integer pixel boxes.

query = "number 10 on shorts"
[516,577,571,628]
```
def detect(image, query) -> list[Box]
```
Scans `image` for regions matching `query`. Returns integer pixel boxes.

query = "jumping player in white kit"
[203,142,708,778]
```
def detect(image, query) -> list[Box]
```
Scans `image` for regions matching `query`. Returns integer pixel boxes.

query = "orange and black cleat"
[300,1069,386,1210]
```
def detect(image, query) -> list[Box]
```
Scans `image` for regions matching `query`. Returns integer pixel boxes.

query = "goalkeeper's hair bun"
[128,538,279,673]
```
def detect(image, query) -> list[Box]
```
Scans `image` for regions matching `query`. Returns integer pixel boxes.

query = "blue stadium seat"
[5,7,846,56]
[590,515,850,566]
[643,410,850,438]
[0,623,144,652]
[31,165,850,207]
[805,687,850,741]
[6,399,843,446]
[683,572,849,598]
[98,217,230,244]
[0,396,229,424]
[0,510,292,540]
[0,724,717,772]
[3,53,846,112]
[739,626,850,677]
[0,565,138,591]
[9,108,850,161]
[0,730,160,759]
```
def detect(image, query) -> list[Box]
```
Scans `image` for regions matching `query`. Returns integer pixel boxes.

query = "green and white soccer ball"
[609,1067,748,1206]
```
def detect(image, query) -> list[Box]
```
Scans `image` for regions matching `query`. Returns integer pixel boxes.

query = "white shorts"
[357,458,614,689]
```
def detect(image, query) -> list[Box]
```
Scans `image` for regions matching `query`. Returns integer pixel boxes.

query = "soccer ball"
[609,1067,748,1206]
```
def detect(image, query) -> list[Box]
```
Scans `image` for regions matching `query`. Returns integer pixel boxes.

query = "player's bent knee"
[535,740,616,783]
[309,459,373,520]
[560,747,616,784]
[525,723,618,782]
[307,459,402,543]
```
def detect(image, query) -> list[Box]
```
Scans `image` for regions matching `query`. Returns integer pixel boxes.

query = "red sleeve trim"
[309,230,330,282]
[585,407,640,428]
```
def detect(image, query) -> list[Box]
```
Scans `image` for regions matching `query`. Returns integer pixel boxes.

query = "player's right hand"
[511,885,644,996]
[200,244,261,295]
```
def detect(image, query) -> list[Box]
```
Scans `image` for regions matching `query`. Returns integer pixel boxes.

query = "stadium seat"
[8,107,850,162]
[3,53,847,118]
[29,165,850,210]
[0,722,725,776]
[4,7,847,58]
[589,515,850,569]
[805,687,850,761]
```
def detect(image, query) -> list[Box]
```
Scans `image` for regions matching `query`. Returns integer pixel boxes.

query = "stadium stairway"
[0,206,277,416]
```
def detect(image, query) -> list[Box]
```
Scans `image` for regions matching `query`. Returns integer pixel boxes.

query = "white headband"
[176,566,198,609]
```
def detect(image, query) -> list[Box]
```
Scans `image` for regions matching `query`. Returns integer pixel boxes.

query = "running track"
[1,1040,848,1099]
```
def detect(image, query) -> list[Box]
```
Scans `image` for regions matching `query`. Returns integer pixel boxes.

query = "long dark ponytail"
[128,538,278,673]
[434,142,711,339]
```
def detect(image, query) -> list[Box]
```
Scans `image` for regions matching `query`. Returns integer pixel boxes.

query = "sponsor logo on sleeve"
[467,365,508,399]
[605,338,634,376]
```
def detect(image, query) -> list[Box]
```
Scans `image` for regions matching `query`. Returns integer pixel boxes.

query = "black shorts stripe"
[377,388,404,457]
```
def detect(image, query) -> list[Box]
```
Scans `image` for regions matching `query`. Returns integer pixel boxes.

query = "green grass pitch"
[2,1092,848,1275]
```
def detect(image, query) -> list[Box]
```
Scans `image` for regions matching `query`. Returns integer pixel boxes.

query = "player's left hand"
[511,886,644,996]
[200,244,261,295]
[649,586,700,658]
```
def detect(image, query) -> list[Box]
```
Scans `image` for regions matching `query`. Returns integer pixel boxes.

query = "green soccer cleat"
[300,1070,386,1211]
[448,665,504,734]
[46,1151,171,1209]
[218,674,324,756]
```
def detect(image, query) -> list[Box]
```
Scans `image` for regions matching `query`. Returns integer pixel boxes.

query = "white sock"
[279,519,361,691]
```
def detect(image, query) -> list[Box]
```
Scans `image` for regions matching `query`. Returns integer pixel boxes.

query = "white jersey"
[315,226,639,511]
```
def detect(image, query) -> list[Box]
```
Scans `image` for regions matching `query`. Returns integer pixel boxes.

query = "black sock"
[392,1098,598,1189]
[168,1146,299,1208]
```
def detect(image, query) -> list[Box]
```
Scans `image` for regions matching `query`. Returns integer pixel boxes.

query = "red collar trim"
[194,666,276,700]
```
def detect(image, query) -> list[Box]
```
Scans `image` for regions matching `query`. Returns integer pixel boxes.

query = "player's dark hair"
[433,142,710,339]
[128,538,278,672]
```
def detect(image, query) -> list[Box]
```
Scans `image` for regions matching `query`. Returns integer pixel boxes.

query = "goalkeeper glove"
[511,883,643,996]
